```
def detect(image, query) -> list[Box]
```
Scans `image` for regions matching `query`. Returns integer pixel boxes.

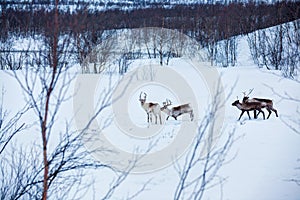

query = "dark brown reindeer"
[160,99,194,121]
[232,98,266,120]
[242,89,278,119]
[139,92,162,124]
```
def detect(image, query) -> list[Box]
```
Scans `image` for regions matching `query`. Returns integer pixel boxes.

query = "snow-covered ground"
[94,60,300,200]
[1,32,300,200]
[212,66,300,200]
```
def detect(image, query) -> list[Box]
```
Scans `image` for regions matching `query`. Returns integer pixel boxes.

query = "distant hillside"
[0,0,292,11]
[1,1,299,43]
[1,1,299,77]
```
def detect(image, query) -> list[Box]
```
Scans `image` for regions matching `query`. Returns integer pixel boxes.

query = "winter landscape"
[0,1,300,200]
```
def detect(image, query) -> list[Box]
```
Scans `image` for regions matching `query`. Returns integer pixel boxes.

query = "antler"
[166,99,172,106]
[163,99,172,106]
[248,88,254,96]
[243,88,254,97]
[139,92,147,100]
[139,92,143,99]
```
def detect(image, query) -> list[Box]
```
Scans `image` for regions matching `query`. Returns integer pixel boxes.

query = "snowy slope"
[215,66,300,200]
[76,42,300,199]
[82,35,300,199]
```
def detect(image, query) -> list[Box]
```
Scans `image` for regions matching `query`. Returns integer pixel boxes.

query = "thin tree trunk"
[42,0,59,199]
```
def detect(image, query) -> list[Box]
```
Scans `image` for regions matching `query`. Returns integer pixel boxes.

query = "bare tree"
[213,37,237,67]
[173,83,236,200]
[0,36,28,70]
[247,20,299,77]
[81,32,117,73]
[0,2,147,200]
[0,88,28,155]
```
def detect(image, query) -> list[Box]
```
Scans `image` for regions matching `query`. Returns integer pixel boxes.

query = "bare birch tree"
[0,2,144,200]
[173,83,236,200]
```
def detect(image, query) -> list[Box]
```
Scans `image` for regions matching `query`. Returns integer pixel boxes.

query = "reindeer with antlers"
[139,92,162,125]
[160,99,194,121]
[232,98,266,120]
[232,89,279,121]
[242,89,279,119]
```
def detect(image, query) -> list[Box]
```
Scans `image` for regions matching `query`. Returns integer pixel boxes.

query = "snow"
[215,66,300,200]
[1,31,300,200]
[93,58,300,200]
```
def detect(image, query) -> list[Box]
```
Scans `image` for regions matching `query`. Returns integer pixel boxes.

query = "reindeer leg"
[267,109,272,119]
[253,110,257,119]
[259,109,265,120]
[246,111,251,119]
[166,116,170,120]
[147,113,150,123]
[159,114,162,125]
[256,110,261,118]
[273,108,278,117]
[238,110,245,120]
[190,111,194,121]
[150,113,153,123]
[270,107,278,117]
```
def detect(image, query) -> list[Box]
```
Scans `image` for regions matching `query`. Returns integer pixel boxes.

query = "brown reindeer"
[232,99,266,120]
[242,89,278,119]
[160,99,194,121]
[242,96,278,119]
[139,92,162,124]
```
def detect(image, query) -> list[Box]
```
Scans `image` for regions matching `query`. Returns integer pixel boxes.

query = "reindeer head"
[231,99,240,106]
[139,92,147,105]
[232,96,240,106]
[242,96,250,103]
[161,99,172,111]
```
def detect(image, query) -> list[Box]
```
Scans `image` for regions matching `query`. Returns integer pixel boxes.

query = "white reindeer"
[139,92,162,124]
[160,99,194,121]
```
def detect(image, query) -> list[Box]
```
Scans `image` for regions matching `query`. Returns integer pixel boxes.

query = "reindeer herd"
[139,92,194,124]
[138,89,278,125]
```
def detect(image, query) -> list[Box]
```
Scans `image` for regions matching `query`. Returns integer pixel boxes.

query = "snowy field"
[1,33,300,199]
[84,37,300,199]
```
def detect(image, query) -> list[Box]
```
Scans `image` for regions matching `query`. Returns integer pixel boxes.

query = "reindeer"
[232,99,266,120]
[160,99,194,121]
[139,92,162,124]
[243,96,278,119]
[242,89,278,119]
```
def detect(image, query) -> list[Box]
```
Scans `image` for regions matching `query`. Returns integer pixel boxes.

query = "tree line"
[1,1,299,42]
[1,1,299,76]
